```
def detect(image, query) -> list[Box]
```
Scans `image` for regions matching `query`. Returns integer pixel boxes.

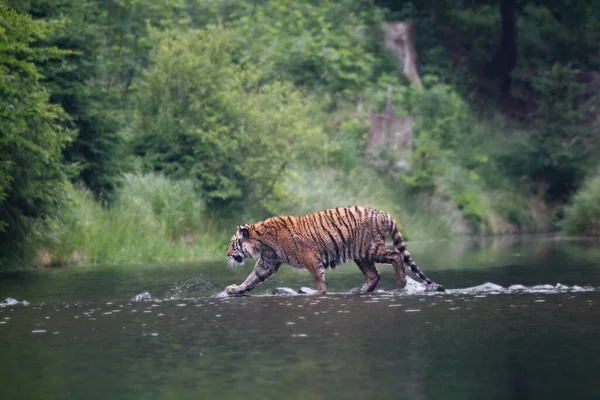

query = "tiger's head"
[226,224,255,266]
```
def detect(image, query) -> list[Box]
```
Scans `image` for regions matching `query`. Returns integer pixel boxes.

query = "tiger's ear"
[238,224,250,238]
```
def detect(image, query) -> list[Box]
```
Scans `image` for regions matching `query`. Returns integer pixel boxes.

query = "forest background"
[1,0,599,270]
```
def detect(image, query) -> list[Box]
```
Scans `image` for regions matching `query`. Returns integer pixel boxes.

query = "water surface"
[1,236,599,400]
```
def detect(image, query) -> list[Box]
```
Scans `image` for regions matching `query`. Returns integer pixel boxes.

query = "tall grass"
[563,173,600,236]
[432,163,552,235]
[32,168,461,268]
[39,173,228,267]
[28,161,563,270]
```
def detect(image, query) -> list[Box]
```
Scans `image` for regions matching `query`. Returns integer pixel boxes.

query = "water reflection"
[0,236,599,400]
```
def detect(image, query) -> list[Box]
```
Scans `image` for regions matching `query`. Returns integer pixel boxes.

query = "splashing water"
[211,276,599,299]
[164,277,219,300]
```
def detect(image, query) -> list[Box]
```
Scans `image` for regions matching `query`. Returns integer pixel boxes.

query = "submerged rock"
[131,292,152,302]
[555,283,570,291]
[1,297,29,307]
[2,297,19,305]
[508,284,528,291]
[463,282,505,293]
[272,287,298,296]
[571,285,595,292]
[529,284,556,292]
[298,287,318,295]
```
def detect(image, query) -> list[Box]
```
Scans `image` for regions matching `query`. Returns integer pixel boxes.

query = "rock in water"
[1,297,20,306]
[508,284,528,291]
[530,284,555,292]
[131,292,152,302]
[572,285,595,292]
[272,287,298,296]
[213,291,248,298]
[555,283,569,291]
[463,282,505,293]
[298,287,318,295]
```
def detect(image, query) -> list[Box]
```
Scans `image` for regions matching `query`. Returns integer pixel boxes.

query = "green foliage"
[368,75,470,190]
[433,165,491,233]
[7,0,133,199]
[327,116,370,174]
[132,25,328,208]
[518,3,600,70]
[563,172,600,236]
[506,64,597,201]
[392,0,600,77]
[44,174,225,266]
[235,0,383,94]
[50,0,129,199]
[95,0,189,91]
[448,5,499,69]
[50,0,128,198]
[397,1,599,205]
[363,73,551,233]
[0,5,74,266]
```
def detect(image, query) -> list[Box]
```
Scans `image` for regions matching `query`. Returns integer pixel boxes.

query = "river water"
[1,235,599,400]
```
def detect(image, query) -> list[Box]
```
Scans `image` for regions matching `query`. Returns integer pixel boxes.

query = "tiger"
[224,206,445,295]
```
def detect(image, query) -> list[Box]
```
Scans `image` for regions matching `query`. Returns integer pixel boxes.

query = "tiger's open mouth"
[233,255,243,263]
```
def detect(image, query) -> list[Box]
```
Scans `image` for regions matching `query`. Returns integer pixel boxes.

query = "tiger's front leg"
[225,261,280,295]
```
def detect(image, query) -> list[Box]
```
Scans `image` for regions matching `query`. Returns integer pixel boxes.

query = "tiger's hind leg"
[306,263,327,295]
[354,260,381,293]
[373,250,407,290]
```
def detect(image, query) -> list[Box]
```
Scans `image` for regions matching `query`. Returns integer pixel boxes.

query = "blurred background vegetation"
[1,0,599,270]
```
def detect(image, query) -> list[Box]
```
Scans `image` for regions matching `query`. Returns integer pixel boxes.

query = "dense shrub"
[132,26,328,210]
[564,173,600,236]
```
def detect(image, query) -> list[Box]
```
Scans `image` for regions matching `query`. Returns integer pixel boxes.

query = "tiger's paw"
[225,284,241,295]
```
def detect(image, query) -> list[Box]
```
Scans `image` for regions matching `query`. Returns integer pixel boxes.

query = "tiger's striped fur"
[225,206,444,295]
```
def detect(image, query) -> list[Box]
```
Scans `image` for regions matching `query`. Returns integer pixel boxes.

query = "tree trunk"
[366,86,413,172]
[384,22,423,90]
[487,0,518,96]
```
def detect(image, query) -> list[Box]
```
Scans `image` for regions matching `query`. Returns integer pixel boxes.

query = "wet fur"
[225,206,444,295]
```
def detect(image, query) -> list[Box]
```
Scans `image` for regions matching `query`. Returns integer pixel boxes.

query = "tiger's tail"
[388,216,445,292]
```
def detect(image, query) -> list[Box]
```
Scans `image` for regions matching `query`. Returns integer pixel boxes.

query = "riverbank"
[13,169,560,271]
